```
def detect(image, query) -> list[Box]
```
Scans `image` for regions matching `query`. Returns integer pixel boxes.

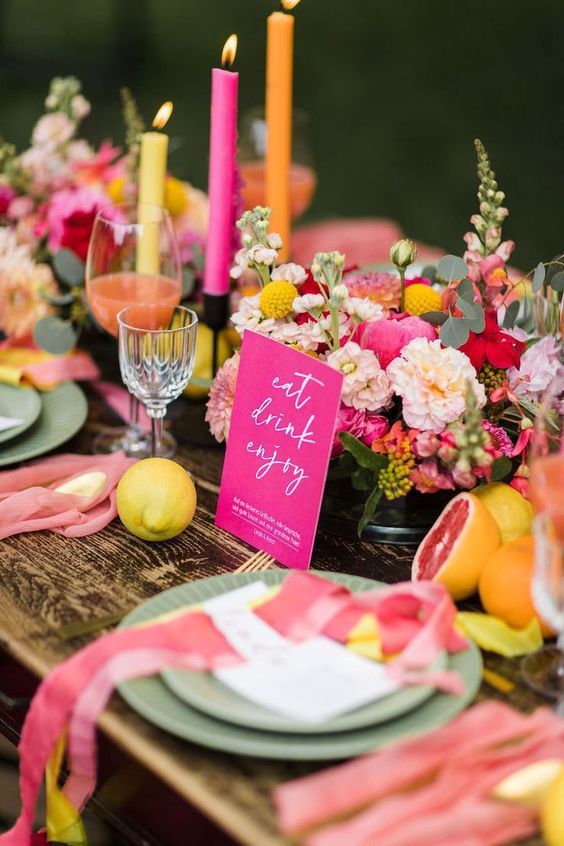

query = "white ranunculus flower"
[247,244,278,266]
[293,293,325,313]
[32,112,75,151]
[271,262,307,285]
[387,337,486,433]
[327,341,393,412]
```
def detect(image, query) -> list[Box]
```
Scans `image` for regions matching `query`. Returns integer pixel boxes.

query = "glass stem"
[126,394,141,442]
[148,406,167,458]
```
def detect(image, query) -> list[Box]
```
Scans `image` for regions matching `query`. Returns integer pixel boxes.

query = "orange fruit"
[412,492,501,600]
[478,535,553,637]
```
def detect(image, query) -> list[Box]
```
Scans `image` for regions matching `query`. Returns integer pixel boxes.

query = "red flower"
[460,310,525,370]
[59,208,98,261]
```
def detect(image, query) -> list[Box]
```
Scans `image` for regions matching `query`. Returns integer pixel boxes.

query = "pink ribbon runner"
[274,701,564,846]
[0,452,135,539]
[0,576,471,844]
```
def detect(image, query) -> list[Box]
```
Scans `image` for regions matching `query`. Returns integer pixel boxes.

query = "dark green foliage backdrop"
[0,0,562,269]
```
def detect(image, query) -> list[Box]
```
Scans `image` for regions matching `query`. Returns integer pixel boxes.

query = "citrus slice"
[492,759,564,807]
[412,492,501,600]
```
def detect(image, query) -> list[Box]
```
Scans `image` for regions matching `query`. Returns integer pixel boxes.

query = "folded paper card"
[216,331,343,569]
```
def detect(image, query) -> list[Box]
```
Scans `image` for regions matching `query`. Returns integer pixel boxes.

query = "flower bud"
[267,232,282,250]
[479,202,491,215]
[390,239,416,269]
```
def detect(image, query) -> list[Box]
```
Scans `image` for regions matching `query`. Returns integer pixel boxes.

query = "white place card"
[202,582,399,722]
[0,415,23,432]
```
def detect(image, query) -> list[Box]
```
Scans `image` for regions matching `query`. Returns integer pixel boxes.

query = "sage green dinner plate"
[118,571,482,760]
[0,382,88,466]
[0,384,41,445]
[161,580,447,734]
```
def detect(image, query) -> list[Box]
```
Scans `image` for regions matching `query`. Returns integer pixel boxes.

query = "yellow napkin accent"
[0,347,53,389]
[347,613,383,661]
[45,734,87,846]
[456,612,543,657]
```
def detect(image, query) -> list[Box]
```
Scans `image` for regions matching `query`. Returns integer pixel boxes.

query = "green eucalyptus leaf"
[532,262,546,293]
[549,271,564,293]
[358,486,383,538]
[53,249,85,287]
[462,310,485,334]
[502,299,520,328]
[339,432,385,471]
[420,310,447,326]
[33,316,77,355]
[421,265,437,283]
[457,297,479,318]
[457,278,475,302]
[440,316,470,348]
[43,292,76,307]
[437,255,469,284]
[490,456,513,482]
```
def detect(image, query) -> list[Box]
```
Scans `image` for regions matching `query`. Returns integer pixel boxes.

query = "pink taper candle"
[203,35,239,297]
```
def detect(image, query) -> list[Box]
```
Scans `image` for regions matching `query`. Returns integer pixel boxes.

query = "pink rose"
[362,414,390,447]
[332,405,366,458]
[359,315,437,370]
[47,187,113,261]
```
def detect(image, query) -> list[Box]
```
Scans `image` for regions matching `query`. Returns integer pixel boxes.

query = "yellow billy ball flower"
[107,176,125,205]
[404,283,442,316]
[165,177,189,217]
[259,280,297,318]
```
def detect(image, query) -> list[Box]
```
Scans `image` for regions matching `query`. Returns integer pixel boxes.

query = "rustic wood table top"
[0,386,546,846]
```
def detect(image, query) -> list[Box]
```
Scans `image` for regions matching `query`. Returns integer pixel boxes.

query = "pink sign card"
[216,331,343,569]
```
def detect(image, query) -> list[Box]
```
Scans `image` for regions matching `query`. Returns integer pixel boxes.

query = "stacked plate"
[0,381,88,467]
[118,570,482,760]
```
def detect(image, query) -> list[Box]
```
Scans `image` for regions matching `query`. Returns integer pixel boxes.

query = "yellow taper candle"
[266,1,300,261]
[136,101,172,274]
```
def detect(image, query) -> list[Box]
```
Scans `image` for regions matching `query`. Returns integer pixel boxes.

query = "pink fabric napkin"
[0,452,135,539]
[90,381,151,433]
[291,218,443,268]
[274,701,564,846]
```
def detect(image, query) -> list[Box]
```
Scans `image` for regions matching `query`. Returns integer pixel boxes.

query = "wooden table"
[0,388,546,845]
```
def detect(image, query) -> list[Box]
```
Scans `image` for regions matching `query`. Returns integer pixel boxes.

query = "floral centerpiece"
[0,77,208,352]
[207,140,562,538]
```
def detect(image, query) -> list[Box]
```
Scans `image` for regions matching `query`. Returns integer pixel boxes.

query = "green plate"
[0,382,88,467]
[161,582,447,734]
[118,571,482,760]
[0,384,41,445]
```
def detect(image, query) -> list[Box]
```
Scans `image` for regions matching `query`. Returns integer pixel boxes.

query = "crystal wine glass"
[521,368,564,705]
[238,106,317,221]
[85,203,182,457]
[117,305,198,458]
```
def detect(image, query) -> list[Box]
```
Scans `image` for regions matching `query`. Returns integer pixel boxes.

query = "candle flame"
[152,101,173,130]
[281,0,301,9]
[221,34,238,68]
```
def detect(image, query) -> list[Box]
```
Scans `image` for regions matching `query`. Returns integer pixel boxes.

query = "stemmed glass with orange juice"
[85,203,182,457]
[522,368,564,710]
[238,107,317,221]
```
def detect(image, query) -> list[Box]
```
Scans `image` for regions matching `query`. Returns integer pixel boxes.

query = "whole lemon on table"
[472,482,533,544]
[116,458,196,542]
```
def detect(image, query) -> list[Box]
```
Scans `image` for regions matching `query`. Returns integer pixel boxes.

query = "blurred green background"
[0,0,562,269]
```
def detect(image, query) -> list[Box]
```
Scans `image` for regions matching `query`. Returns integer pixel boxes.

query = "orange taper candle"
[266,3,299,261]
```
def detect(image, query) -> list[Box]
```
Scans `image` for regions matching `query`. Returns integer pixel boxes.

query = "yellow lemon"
[404,283,442,316]
[116,458,196,542]
[492,759,564,807]
[541,765,564,846]
[473,481,533,544]
[184,323,232,399]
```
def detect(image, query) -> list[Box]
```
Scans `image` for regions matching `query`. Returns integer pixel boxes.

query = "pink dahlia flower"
[359,315,437,370]
[343,271,401,313]
[362,413,390,447]
[205,352,240,442]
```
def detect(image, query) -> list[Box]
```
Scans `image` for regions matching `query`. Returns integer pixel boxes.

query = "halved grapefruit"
[412,492,501,600]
